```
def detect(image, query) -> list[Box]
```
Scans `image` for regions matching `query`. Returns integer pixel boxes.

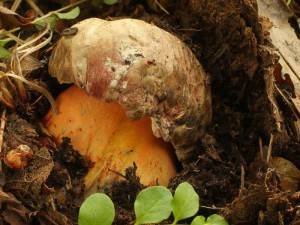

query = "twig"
[10,0,22,12]
[108,168,127,179]
[266,134,274,163]
[200,205,225,210]
[154,0,170,15]
[239,164,245,196]
[26,0,44,16]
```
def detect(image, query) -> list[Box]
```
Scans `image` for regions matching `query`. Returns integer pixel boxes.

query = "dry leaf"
[0,191,31,225]
[3,114,54,199]
[0,6,35,29]
[258,0,300,138]
[270,156,300,191]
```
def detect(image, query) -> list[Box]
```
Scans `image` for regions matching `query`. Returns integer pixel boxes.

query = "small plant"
[79,193,115,225]
[34,6,81,29]
[78,182,229,225]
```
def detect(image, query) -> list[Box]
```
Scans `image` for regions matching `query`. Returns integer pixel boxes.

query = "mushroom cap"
[49,18,211,163]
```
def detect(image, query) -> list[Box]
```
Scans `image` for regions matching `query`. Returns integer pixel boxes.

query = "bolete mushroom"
[45,18,211,193]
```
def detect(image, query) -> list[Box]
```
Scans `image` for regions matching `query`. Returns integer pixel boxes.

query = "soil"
[0,0,300,225]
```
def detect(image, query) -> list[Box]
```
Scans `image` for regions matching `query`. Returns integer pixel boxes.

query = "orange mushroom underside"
[43,85,178,194]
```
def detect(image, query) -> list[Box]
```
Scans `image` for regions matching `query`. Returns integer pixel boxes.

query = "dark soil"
[0,0,299,225]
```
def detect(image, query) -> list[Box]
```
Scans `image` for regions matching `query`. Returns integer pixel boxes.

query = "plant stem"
[11,0,22,12]
[26,0,45,16]
[171,219,178,225]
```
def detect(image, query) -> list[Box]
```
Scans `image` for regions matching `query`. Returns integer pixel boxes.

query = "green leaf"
[0,38,13,58]
[134,186,173,225]
[0,46,11,58]
[171,182,200,223]
[34,16,57,30]
[78,193,115,225]
[0,38,13,47]
[286,0,292,5]
[206,214,229,225]
[191,216,206,225]
[55,7,80,19]
[103,0,118,5]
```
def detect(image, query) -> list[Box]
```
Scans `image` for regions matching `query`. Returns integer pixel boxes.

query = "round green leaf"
[55,7,80,20]
[171,182,199,223]
[78,193,115,225]
[134,186,173,225]
[191,216,206,225]
[206,214,229,225]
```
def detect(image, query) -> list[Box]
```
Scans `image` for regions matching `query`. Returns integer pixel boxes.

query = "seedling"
[134,186,173,224]
[171,182,200,224]
[191,215,229,225]
[78,182,229,225]
[78,193,115,225]
[35,7,80,29]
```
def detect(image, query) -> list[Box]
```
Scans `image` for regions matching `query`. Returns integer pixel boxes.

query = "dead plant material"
[3,114,54,200]
[4,144,34,170]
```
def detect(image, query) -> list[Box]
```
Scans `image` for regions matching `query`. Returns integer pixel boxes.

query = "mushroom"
[45,18,211,192]
[43,85,178,194]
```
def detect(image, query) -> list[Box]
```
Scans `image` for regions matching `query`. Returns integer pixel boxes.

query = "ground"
[0,0,300,224]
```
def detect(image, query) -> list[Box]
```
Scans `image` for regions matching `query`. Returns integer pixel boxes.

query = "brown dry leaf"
[36,209,73,225]
[270,156,300,192]
[225,185,271,224]
[258,0,300,139]
[3,114,54,200]
[257,0,300,78]
[0,6,35,30]
[4,147,54,201]
[0,191,31,225]
[20,55,44,76]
